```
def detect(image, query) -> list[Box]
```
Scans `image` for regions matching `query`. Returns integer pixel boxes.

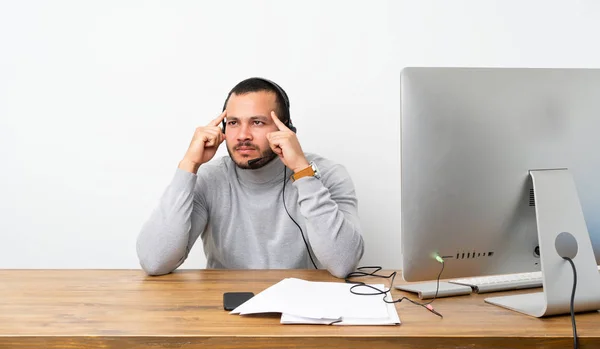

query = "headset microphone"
[247,157,265,167]
[247,155,277,168]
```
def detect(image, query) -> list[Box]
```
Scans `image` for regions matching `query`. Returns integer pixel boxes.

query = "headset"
[221,77,296,133]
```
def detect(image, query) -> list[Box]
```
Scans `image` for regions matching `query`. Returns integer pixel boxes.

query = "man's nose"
[237,123,252,141]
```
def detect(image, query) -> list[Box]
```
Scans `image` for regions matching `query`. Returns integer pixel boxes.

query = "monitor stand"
[485,169,600,317]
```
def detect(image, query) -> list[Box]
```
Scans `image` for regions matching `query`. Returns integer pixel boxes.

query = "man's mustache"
[235,142,257,150]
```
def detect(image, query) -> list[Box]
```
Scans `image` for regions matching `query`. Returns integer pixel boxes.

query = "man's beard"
[227,142,278,169]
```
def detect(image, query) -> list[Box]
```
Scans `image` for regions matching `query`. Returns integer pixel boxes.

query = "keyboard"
[448,265,600,294]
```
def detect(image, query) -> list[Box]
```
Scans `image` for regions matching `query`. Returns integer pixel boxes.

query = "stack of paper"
[230,278,400,325]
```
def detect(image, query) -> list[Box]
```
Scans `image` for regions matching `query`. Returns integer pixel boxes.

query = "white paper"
[230,278,400,325]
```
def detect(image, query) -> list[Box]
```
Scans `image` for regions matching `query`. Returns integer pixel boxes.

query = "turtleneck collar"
[233,156,287,186]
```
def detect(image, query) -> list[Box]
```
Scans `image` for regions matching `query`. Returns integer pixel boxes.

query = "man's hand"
[178,111,227,173]
[267,111,310,173]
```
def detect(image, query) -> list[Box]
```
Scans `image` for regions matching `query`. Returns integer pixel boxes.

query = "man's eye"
[227,121,237,126]
[253,121,264,125]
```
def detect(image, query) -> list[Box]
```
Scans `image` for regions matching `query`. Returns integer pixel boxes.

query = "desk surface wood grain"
[0,269,598,349]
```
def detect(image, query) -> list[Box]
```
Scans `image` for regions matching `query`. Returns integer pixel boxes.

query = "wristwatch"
[291,161,320,182]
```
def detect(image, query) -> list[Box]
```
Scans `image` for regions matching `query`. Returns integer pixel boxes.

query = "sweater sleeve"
[136,168,209,276]
[293,163,365,278]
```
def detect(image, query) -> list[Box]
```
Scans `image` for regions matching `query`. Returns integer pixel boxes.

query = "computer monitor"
[400,67,600,317]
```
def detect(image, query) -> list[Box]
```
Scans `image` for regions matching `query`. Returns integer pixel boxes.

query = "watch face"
[310,162,321,179]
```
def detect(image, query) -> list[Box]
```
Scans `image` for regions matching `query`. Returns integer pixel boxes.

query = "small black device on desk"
[223,292,254,311]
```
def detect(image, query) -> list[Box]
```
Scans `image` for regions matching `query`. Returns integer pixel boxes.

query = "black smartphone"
[223,292,254,311]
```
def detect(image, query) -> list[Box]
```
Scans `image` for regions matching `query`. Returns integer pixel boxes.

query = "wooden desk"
[0,269,598,348]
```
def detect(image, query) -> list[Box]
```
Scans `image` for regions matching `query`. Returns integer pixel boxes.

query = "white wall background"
[1,0,600,270]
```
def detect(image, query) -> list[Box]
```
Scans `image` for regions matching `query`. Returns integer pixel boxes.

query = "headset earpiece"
[288,122,297,133]
[221,100,228,133]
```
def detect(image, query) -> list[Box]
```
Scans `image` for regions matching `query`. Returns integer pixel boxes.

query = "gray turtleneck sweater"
[136,153,364,278]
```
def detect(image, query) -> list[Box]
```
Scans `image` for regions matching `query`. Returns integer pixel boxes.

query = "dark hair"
[222,77,290,123]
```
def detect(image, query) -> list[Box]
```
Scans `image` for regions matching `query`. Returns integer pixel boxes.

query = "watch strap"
[291,163,315,182]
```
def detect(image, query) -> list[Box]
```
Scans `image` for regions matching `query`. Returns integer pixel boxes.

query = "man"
[136,77,364,278]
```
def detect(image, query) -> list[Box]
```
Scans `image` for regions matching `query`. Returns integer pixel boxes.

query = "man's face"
[224,91,280,169]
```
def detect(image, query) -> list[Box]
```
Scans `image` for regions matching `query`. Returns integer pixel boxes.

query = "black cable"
[344,262,446,318]
[282,167,318,269]
[564,257,578,349]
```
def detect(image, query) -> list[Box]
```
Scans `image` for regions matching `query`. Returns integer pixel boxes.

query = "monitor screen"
[400,67,600,283]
